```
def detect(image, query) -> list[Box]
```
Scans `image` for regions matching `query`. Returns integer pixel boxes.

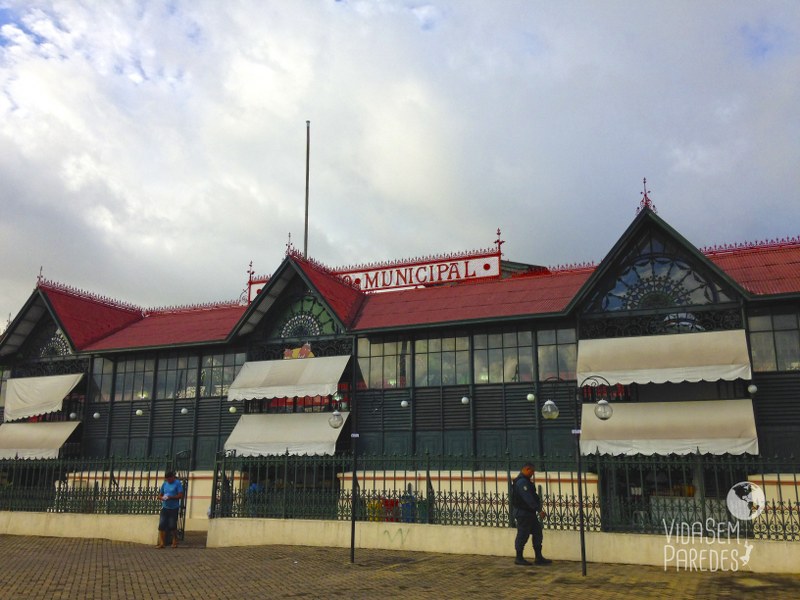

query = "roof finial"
[285,232,293,255]
[637,177,657,214]
[494,228,505,255]
[37,265,44,284]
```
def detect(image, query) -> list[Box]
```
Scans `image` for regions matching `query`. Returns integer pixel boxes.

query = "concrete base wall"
[207,517,799,574]
[0,511,157,545]
[2,510,796,574]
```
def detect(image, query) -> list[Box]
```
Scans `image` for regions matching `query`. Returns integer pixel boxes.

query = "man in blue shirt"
[157,471,184,549]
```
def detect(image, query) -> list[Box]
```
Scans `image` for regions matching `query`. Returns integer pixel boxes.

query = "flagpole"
[304,120,310,258]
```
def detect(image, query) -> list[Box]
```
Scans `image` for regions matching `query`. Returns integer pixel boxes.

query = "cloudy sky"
[1,0,799,327]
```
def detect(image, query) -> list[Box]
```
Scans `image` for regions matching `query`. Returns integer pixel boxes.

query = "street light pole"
[328,395,358,564]
[349,430,358,564]
[538,375,613,577]
[573,418,587,577]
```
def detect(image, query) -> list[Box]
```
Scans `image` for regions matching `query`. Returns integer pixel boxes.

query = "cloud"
[1,0,799,331]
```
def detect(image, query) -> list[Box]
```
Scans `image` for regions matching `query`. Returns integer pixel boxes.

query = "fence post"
[506,449,514,528]
[425,450,434,524]
[696,451,707,531]
[282,449,290,519]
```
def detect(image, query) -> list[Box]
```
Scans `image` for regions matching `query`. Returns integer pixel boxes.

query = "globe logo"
[726,481,766,521]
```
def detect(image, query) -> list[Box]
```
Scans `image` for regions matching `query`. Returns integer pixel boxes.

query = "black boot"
[534,546,552,565]
[515,555,532,566]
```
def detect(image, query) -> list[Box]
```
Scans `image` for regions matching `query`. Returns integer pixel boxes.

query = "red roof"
[40,283,143,350]
[706,241,800,296]
[83,304,246,351]
[292,255,365,327]
[352,268,592,331]
[29,237,800,353]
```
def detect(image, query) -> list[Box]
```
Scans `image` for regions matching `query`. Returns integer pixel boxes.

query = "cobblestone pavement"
[1,533,799,599]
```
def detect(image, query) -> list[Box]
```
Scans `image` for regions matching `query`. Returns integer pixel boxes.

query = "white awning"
[580,399,758,456]
[227,356,350,401]
[576,330,752,385]
[0,421,81,459]
[4,374,84,422]
[223,412,350,456]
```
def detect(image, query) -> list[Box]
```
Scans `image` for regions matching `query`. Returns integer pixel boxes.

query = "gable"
[582,225,739,314]
[40,283,143,350]
[233,254,363,343]
[0,283,144,358]
[575,209,744,316]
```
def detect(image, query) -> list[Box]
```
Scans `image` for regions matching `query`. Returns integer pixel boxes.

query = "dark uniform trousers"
[515,513,544,556]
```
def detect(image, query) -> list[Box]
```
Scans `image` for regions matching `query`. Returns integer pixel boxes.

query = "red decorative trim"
[38,279,243,315]
[701,236,800,256]
[144,300,244,315]
[546,262,597,274]
[286,248,364,291]
[636,177,657,214]
[37,279,142,313]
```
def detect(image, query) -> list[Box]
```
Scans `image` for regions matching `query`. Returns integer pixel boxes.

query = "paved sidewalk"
[1,533,799,599]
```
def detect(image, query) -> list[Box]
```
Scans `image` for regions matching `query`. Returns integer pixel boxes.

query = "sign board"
[334,250,501,292]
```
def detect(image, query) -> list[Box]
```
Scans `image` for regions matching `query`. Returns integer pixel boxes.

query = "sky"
[1,0,799,328]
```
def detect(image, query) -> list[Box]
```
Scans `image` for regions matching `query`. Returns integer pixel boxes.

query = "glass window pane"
[750,332,777,372]
[370,342,383,357]
[455,350,470,385]
[357,357,371,387]
[775,330,800,371]
[415,354,428,387]
[473,333,487,350]
[502,331,517,348]
[518,331,532,346]
[369,358,383,388]
[398,354,411,388]
[456,336,469,351]
[748,315,772,332]
[442,337,456,352]
[428,353,442,385]
[383,356,398,387]
[488,333,503,348]
[517,347,534,382]
[537,330,556,345]
[557,328,576,344]
[488,348,503,383]
[773,314,798,330]
[502,348,519,382]
[124,372,134,401]
[415,339,428,353]
[473,349,489,384]
[428,338,441,353]
[164,371,176,399]
[558,343,577,380]
[538,346,558,380]
[441,351,456,385]
[383,340,398,355]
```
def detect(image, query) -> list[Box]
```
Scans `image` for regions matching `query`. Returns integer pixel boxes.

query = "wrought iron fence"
[209,451,800,542]
[0,455,175,515]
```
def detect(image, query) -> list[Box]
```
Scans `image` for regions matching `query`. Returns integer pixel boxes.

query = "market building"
[1,198,799,548]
